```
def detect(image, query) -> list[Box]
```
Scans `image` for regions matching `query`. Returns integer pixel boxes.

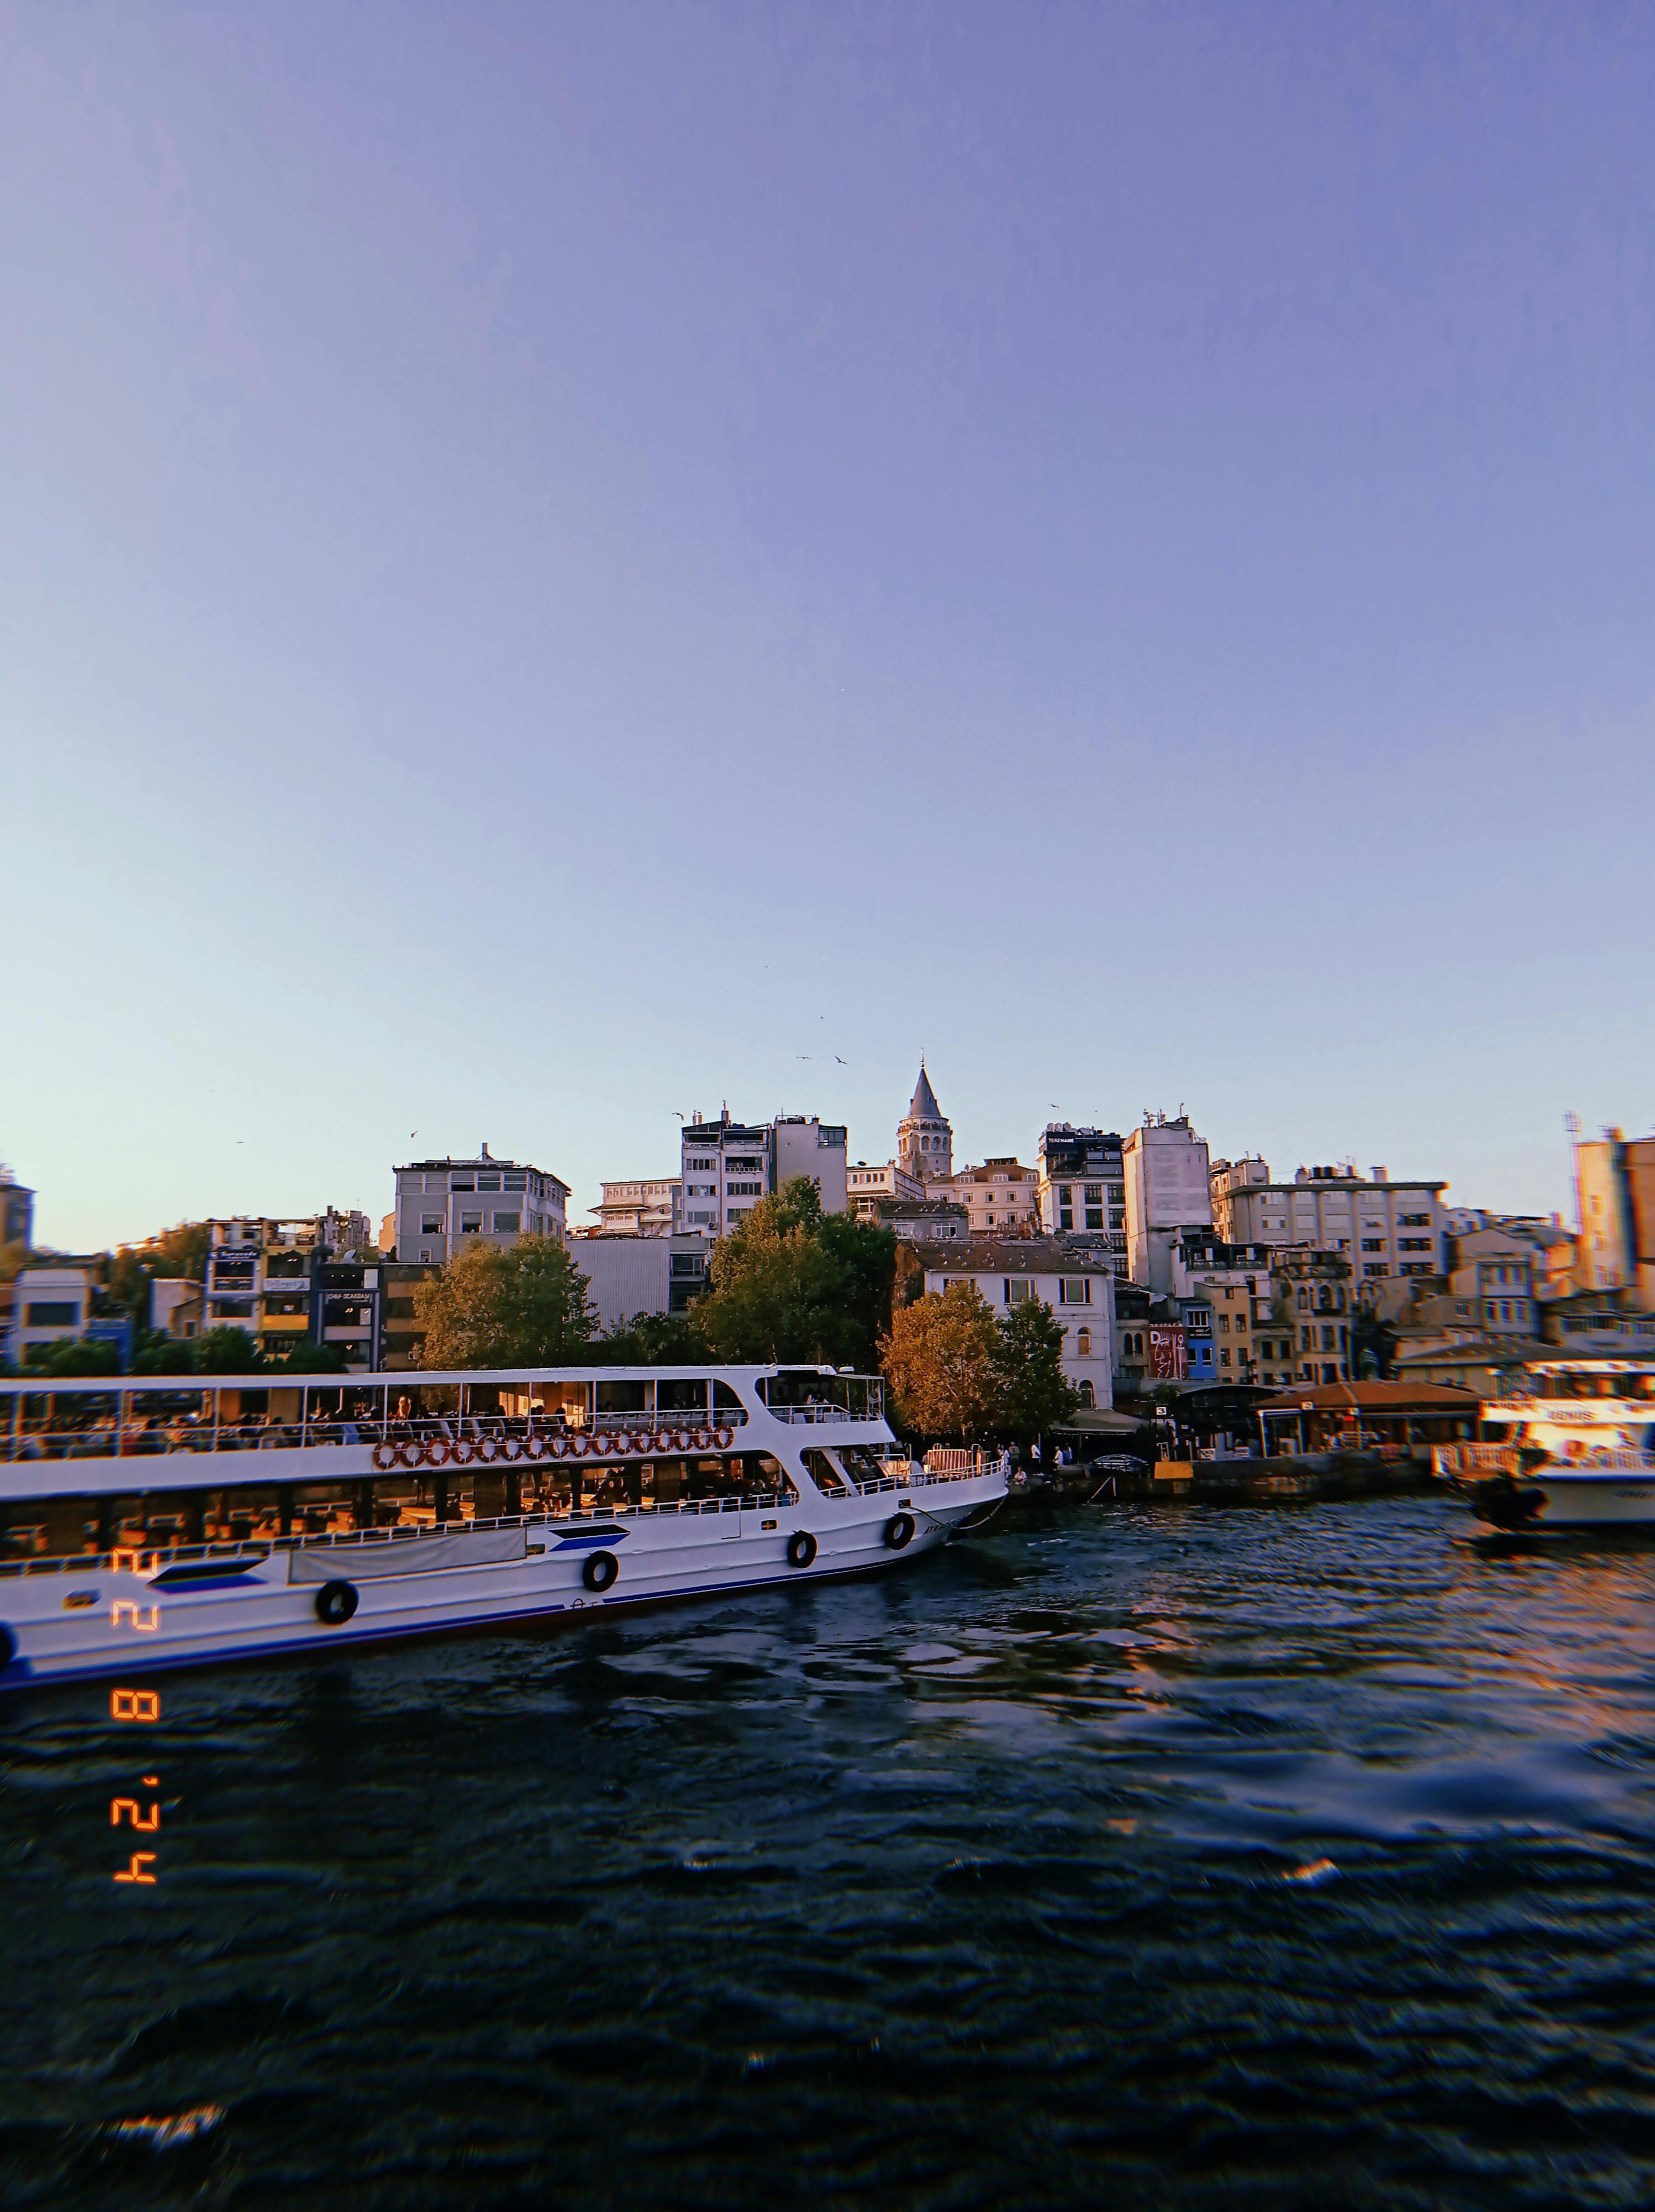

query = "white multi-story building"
[1218,1163,1448,1289]
[589,1178,681,1237]
[847,1159,925,1220]
[1122,1114,1214,1293]
[920,1237,1117,1409]
[679,1111,849,1238]
[202,1213,384,1367]
[392,1147,569,1267]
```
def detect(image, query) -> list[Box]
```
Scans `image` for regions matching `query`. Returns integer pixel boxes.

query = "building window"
[1086,1210,1104,1230]
[25,1302,79,1326]
[1059,1279,1091,1305]
[1079,1380,1095,1407]
[418,1248,431,1264]
[1220,1349,1230,1366]
[1076,1327,1091,1357]
[460,1213,482,1234]
[492,1211,521,1233]
[421,1215,441,1235]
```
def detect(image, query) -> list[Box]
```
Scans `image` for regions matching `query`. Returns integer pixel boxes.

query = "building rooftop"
[922,1237,1115,1274]
[908,1065,943,1121]
[1256,1381,1479,1411]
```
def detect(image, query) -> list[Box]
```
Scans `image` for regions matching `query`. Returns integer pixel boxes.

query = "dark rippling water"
[8,1500,1655,2209]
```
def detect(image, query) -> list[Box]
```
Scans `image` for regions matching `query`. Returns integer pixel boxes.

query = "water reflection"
[7,1498,1655,2208]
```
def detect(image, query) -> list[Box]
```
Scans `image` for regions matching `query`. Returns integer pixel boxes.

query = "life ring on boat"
[715,1425,734,1450]
[549,1435,569,1459]
[394,1440,418,1469]
[500,1435,523,1462]
[631,1430,652,1455]
[425,1438,451,1468]
[523,1434,546,1461]
[571,1434,591,1459]
[786,1530,817,1568]
[372,1440,399,1473]
[474,1434,499,1464]
[611,1432,631,1457]
[582,1550,619,1593]
[668,1430,688,1453]
[314,1580,358,1625]
[694,1428,713,1452]
[884,1512,915,1551]
[451,1438,476,1467]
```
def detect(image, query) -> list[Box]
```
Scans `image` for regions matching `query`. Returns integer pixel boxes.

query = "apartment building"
[1122,1114,1214,1293]
[949,1159,1040,1236]
[1170,1234,1287,1386]
[1036,1125,1127,1271]
[847,1159,924,1220]
[679,1111,848,1237]
[1274,1248,1354,1384]
[589,1178,681,1236]
[3,1266,94,1364]
[1573,1127,1655,1304]
[203,1214,383,1368]
[920,1237,1116,1408]
[1218,1162,1448,1287]
[392,1147,569,1265]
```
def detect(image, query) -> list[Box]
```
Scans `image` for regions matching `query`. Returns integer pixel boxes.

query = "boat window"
[596,1380,649,1415]
[657,1376,710,1413]
[712,1379,746,1413]
[801,1448,848,1495]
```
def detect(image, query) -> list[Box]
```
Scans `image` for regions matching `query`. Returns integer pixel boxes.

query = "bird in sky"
[835,1056,846,1065]
[796,1054,813,1060]
[674,1110,685,1120]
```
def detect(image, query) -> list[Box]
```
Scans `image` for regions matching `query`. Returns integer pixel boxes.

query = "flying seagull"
[835,1056,846,1065]
[796,1054,813,1060]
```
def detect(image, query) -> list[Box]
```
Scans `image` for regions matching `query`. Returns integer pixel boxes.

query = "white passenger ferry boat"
[0,1365,1005,1689]
[1433,1358,1655,1528]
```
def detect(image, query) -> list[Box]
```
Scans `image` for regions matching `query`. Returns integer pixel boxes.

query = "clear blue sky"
[4,2,1651,1252]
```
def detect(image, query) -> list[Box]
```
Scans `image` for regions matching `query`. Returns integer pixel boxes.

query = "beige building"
[1219,1161,1447,1289]
[948,1158,1040,1236]
[589,1178,681,1236]
[1274,1248,1354,1384]
[1574,1127,1655,1303]
[1170,1235,1288,1387]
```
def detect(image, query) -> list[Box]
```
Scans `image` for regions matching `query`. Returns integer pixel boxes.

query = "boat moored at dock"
[0,1364,1006,1688]
[1434,1358,1655,1528]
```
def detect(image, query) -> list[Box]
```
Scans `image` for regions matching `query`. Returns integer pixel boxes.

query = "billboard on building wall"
[1147,1324,1186,1381]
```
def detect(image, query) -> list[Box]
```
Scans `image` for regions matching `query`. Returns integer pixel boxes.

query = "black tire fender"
[582,1550,619,1593]
[315,1580,358,1625]
[786,1530,817,1569]
[884,1512,915,1551]
[0,1623,16,1670]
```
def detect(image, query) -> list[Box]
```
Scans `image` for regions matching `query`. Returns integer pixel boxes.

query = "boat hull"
[1459,1470,1655,1530]
[0,1477,1003,1689]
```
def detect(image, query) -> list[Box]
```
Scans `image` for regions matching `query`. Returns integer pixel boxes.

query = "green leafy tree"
[415,1235,597,1369]
[107,1223,211,1327]
[993,1296,1079,1446]
[591,1310,710,1366]
[272,1341,351,1374]
[881,1282,1003,1442]
[22,1337,125,1378]
[0,1239,32,1285]
[189,1327,266,1374]
[694,1179,896,1368]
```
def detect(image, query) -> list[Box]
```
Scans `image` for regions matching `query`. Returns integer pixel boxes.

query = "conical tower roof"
[909,1063,942,1122]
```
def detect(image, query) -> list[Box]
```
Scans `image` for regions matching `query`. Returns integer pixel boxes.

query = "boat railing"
[0,1410,751,1465]
[1434,1442,1655,1479]
[0,1491,804,1576]
[766,1402,875,1425]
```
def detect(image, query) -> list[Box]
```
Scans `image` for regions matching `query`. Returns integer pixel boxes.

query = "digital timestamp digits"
[110,1687,164,1883]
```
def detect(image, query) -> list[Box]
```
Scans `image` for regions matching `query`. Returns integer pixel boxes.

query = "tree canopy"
[415,1235,598,1369]
[692,1180,897,1369]
[881,1283,1079,1446]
